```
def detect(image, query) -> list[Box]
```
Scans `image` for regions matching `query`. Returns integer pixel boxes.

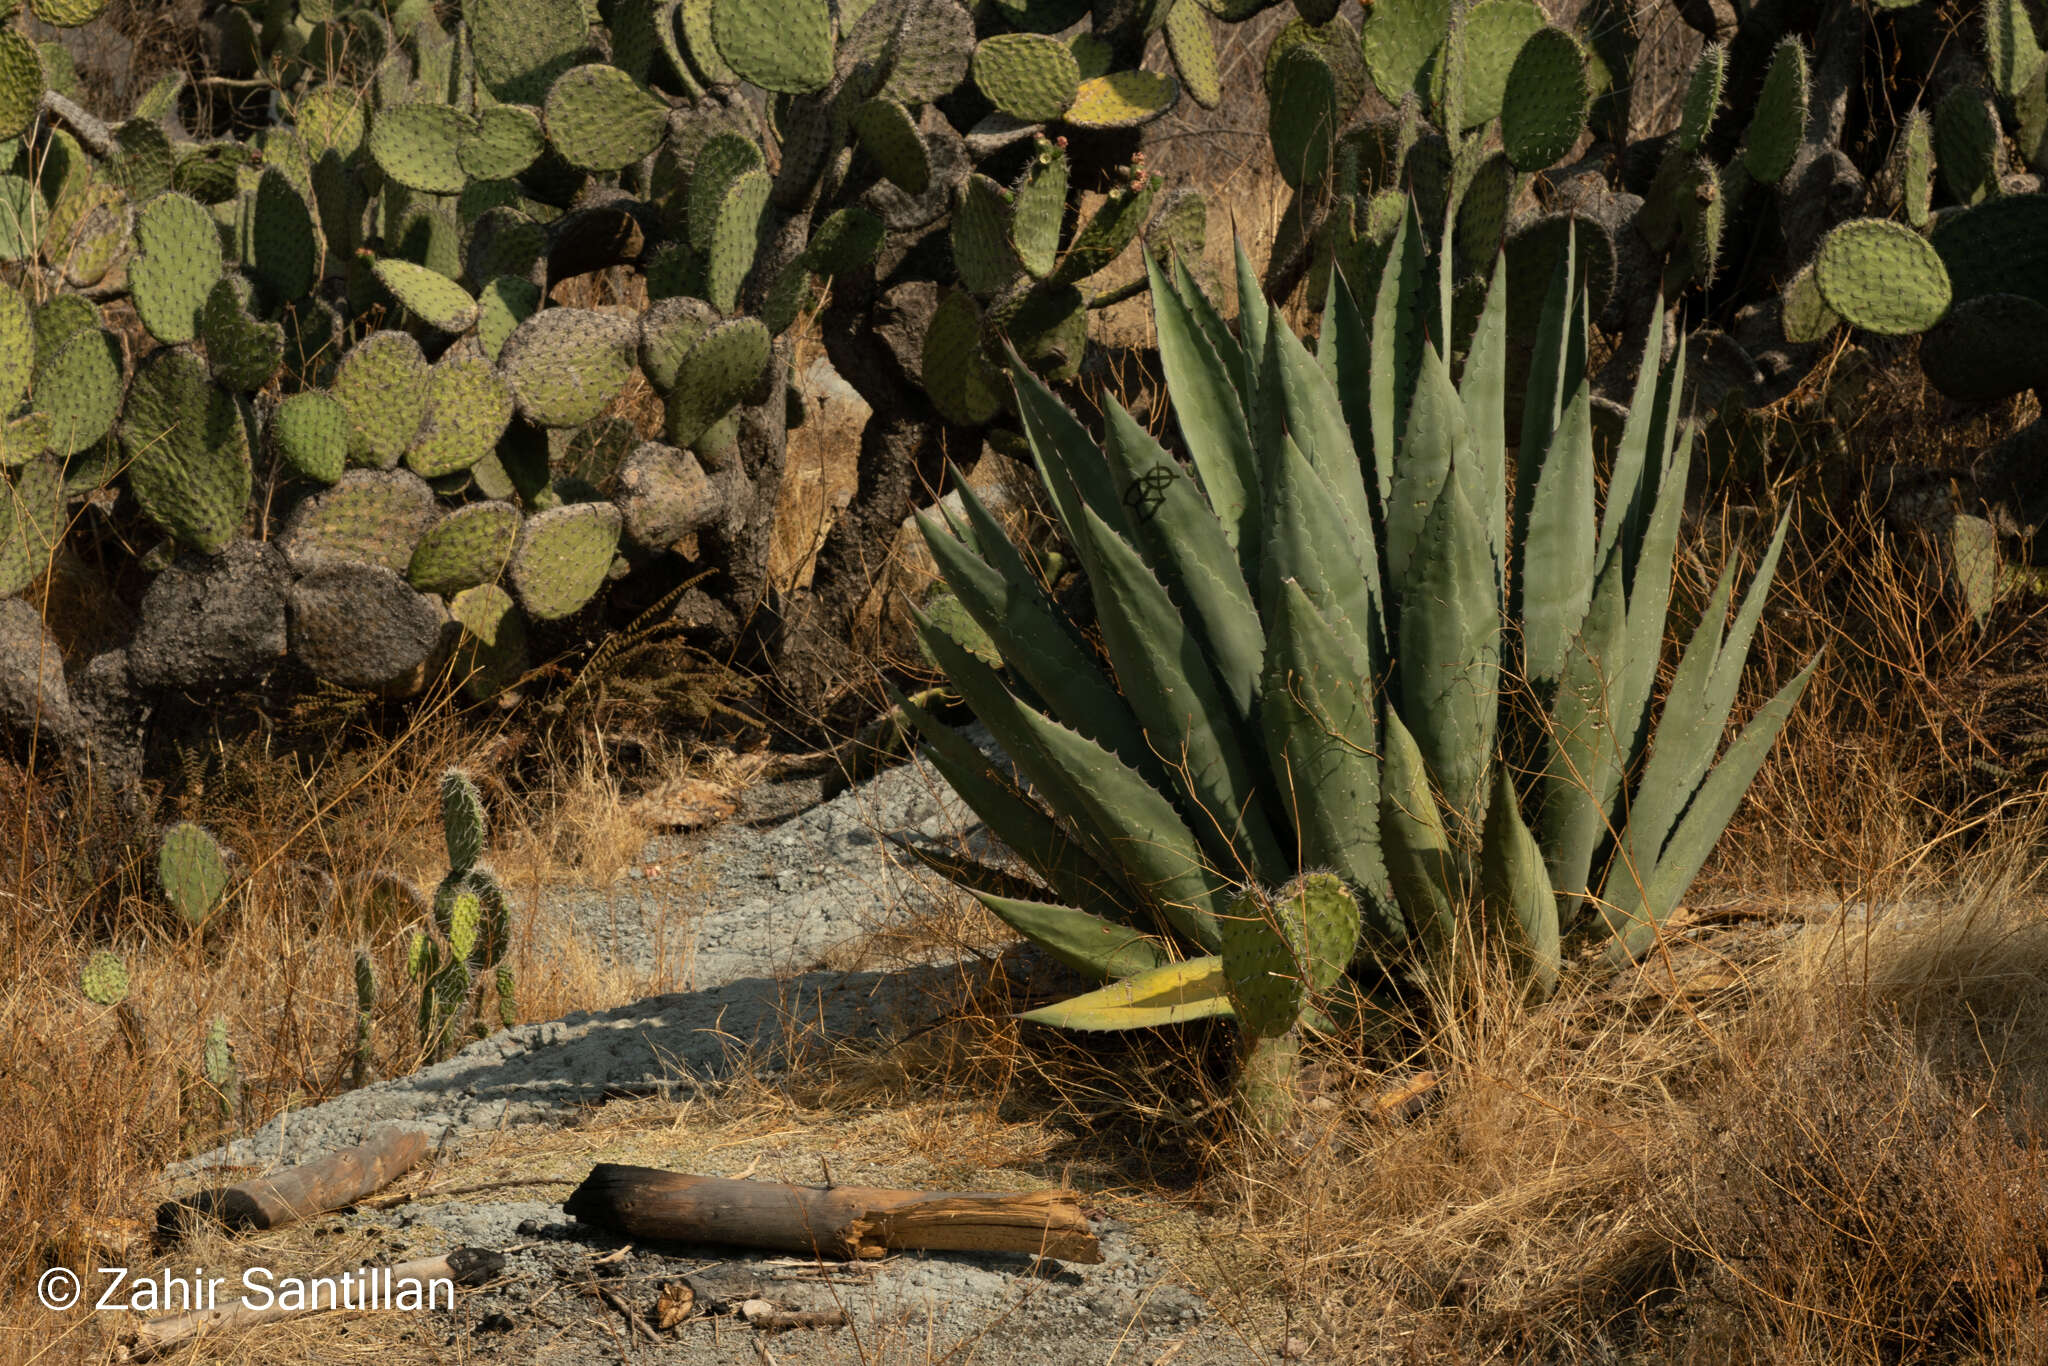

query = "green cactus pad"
[80,950,127,1006]
[160,821,229,925]
[0,33,40,141]
[1902,106,1934,229]
[1988,0,2046,102]
[466,209,550,286]
[1779,261,1840,344]
[706,168,770,312]
[459,103,545,181]
[1675,41,1725,154]
[1499,27,1588,171]
[922,290,1002,428]
[663,317,770,448]
[333,331,430,469]
[0,459,62,596]
[953,174,1022,295]
[685,132,765,254]
[972,33,1081,123]
[282,468,440,572]
[30,322,118,458]
[0,282,29,418]
[294,85,366,159]
[560,417,639,488]
[242,167,319,305]
[678,0,738,85]
[1069,33,1113,81]
[31,0,110,26]
[441,768,488,871]
[449,581,530,698]
[881,0,974,103]
[499,307,639,428]
[467,0,589,104]
[131,192,224,345]
[273,391,348,484]
[2,414,49,471]
[1931,194,2048,308]
[1918,293,2048,401]
[374,259,480,334]
[1163,0,1221,108]
[709,0,832,94]
[405,356,515,477]
[121,349,252,554]
[410,500,520,595]
[1269,45,1338,190]
[1218,887,1305,1038]
[1454,0,1546,129]
[369,102,474,195]
[281,298,345,391]
[1936,85,2001,205]
[1815,217,1953,335]
[479,276,543,363]
[1064,71,1180,129]
[1009,139,1068,279]
[805,206,885,278]
[637,296,718,391]
[34,294,96,360]
[1742,38,1808,185]
[1053,172,1160,284]
[509,500,621,620]
[543,64,669,171]
[850,99,930,196]
[201,277,286,392]
[1360,0,1449,104]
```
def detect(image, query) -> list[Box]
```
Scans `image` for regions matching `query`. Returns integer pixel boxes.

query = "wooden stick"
[120,1247,502,1361]
[157,1128,430,1238]
[564,1166,1101,1264]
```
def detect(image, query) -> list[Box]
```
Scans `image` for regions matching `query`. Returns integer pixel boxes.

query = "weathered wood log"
[120,1247,501,1361]
[564,1165,1102,1263]
[156,1127,430,1238]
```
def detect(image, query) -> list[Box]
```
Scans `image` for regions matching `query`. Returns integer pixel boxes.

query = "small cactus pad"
[617,442,721,547]
[1936,85,2001,205]
[479,276,543,362]
[375,259,481,334]
[663,316,770,448]
[467,0,589,104]
[31,323,119,458]
[281,468,440,573]
[289,559,450,689]
[544,64,668,171]
[1063,71,1180,129]
[160,821,228,925]
[1009,139,1069,278]
[1676,41,1725,153]
[333,331,431,468]
[805,207,885,278]
[509,501,621,620]
[686,133,766,253]
[369,102,474,195]
[709,0,833,94]
[850,99,930,196]
[81,950,128,1005]
[1742,38,1808,185]
[1053,172,1160,284]
[406,357,515,478]
[1268,46,1338,190]
[409,500,521,594]
[243,167,319,304]
[274,391,348,484]
[1164,0,1221,109]
[1500,27,1588,171]
[952,174,1021,295]
[0,284,30,418]
[1779,262,1840,345]
[1456,0,1547,129]
[32,0,111,27]
[441,768,487,872]
[459,104,545,181]
[499,308,639,428]
[972,34,1081,123]
[879,0,973,103]
[0,460,63,597]
[295,85,366,159]
[1815,217,1953,335]
[121,349,252,554]
[1361,0,1449,103]
[0,32,40,140]
[922,290,1003,427]
[449,581,529,698]
[131,192,224,345]
[1219,886,1306,1038]
[706,168,771,313]
[637,296,718,391]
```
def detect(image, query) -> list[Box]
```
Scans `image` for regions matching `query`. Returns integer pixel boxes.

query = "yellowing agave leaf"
[1018,956,1234,1031]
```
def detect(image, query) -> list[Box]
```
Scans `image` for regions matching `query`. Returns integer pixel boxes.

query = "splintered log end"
[157,1127,432,1239]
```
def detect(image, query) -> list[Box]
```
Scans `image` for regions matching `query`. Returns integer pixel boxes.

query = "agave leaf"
[1099,396,1264,717]
[1539,540,1628,929]
[911,616,1229,949]
[1383,340,1466,605]
[1457,252,1510,580]
[1018,955,1235,1031]
[1513,228,1584,552]
[1259,434,1381,670]
[1592,288,1671,578]
[1233,238,1270,381]
[1171,253,1250,411]
[1264,311,1375,561]
[1317,262,1375,502]
[1071,502,1289,880]
[1615,404,1694,764]
[1263,580,1401,941]
[1602,652,1822,960]
[972,890,1171,981]
[1397,468,1500,835]
[1148,253,1258,562]
[1010,352,1134,546]
[1380,708,1457,947]
[1479,766,1561,999]
[1369,201,1429,508]
[1518,378,1596,689]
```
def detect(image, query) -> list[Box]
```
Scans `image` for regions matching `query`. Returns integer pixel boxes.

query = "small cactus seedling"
[159,821,228,926]
[81,949,128,1005]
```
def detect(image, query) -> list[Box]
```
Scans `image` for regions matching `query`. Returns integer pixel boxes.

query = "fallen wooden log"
[156,1127,430,1238]
[120,1247,501,1361]
[563,1165,1102,1263]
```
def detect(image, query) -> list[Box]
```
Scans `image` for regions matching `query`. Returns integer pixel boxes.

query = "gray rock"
[289,561,449,688]
[0,597,78,746]
[127,539,289,691]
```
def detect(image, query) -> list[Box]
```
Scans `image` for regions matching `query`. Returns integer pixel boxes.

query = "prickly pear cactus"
[159,821,228,926]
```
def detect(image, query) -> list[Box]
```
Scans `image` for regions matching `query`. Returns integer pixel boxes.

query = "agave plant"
[899,204,1817,1133]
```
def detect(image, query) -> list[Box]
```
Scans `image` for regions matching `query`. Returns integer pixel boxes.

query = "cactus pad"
[637,296,718,391]
[1163,0,1221,109]
[295,86,366,159]
[405,355,515,477]
[1063,71,1180,129]
[131,192,224,345]
[1455,0,1547,129]
[972,33,1081,123]
[706,169,770,313]
[121,349,252,554]
[709,0,833,94]
[1742,38,1808,185]
[1500,27,1588,171]
[333,331,430,468]
[81,950,127,1005]
[409,502,522,596]
[663,316,769,448]
[449,581,529,698]
[281,468,439,572]
[479,276,543,362]
[441,768,488,872]
[1918,293,2048,402]
[544,64,669,171]
[375,259,480,334]
[509,501,621,620]
[1268,46,1338,190]
[201,277,286,393]
[1936,85,2001,205]
[273,391,348,484]
[460,103,545,181]
[31,321,119,458]
[1360,0,1448,104]
[0,283,29,419]
[922,290,1002,427]
[32,0,111,26]
[850,99,930,196]
[953,174,1022,295]
[0,33,40,141]
[0,459,62,597]
[1675,41,1724,154]
[467,0,589,104]
[1778,262,1840,345]
[1218,886,1305,1038]
[369,102,474,195]
[880,0,975,103]
[499,308,639,428]
[243,167,319,305]
[1053,172,1160,284]
[160,822,228,925]
[1815,217,1952,335]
